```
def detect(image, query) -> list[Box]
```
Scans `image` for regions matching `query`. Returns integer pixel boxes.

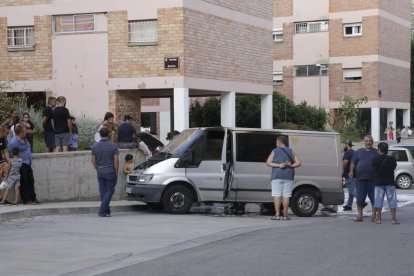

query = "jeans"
[345,178,356,207]
[97,172,118,216]
[374,185,397,209]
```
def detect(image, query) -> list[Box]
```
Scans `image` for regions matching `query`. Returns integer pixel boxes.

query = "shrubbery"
[1,88,100,152]
[189,91,328,131]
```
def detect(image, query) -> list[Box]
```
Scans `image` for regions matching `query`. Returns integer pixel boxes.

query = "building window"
[343,68,362,81]
[7,26,34,48]
[128,19,157,45]
[53,14,95,33]
[273,72,283,85]
[344,23,362,37]
[295,21,328,34]
[295,65,329,77]
[273,29,283,42]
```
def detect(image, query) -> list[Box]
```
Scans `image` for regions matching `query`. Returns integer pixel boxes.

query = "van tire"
[396,174,412,189]
[291,189,319,217]
[162,185,194,214]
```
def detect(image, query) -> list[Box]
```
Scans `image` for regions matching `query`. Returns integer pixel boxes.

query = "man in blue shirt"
[8,124,39,204]
[342,140,355,211]
[91,127,119,217]
[350,135,378,222]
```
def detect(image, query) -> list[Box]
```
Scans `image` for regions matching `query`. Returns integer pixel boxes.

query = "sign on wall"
[164,57,179,70]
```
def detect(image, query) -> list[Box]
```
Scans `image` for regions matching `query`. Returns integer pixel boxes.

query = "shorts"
[55,133,72,147]
[374,185,397,209]
[4,175,20,189]
[118,142,137,149]
[271,179,293,197]
[356,180,375,207]
[44,132,56,149]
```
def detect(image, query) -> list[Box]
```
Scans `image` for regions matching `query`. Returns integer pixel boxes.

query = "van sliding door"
[233,132,278,202]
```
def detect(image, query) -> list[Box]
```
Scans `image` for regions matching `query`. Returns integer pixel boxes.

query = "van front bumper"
[126,184,165,202]
[320,190,344,205]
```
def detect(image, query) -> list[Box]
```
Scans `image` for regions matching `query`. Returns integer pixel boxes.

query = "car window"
[391,145,414,158]
[388,150,408,162]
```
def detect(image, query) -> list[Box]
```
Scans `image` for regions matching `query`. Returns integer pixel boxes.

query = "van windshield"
[160,129,203,157]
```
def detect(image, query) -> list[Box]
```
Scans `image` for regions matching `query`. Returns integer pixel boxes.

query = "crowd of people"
[0,97,181,207]
[386,121,412,143]
[344,136,399,224]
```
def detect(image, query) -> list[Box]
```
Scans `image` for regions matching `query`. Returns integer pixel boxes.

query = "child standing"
[0,147,22,205]
[123,154,135,174]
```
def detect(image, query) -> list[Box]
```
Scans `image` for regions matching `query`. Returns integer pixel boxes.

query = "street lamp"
[315,64,322,108]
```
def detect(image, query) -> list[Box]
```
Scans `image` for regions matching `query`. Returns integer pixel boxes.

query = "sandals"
[271,215,281,221]
[283,216,291,220]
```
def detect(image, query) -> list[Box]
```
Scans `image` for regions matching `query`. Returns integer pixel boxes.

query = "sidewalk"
[0,200,146,223]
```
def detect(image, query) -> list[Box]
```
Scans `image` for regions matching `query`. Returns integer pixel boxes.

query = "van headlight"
[138,174,154,183]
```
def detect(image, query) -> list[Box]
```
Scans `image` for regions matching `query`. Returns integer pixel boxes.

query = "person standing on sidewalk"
[266,136,301,220]
[91,127,119,217]
[349,135,378,222]
[8,125,39,204]
[372,142,399,224]
[342,140,356,211]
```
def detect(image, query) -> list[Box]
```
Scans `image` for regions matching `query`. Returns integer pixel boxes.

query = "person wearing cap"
[342,140,355,211]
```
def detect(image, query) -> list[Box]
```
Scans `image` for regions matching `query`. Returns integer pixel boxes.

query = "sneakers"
[99,213,111,217]
[343,206,352,211]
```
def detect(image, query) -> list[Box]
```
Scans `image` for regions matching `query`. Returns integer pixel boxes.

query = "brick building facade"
[0,0,273,143]
[273,0,411,141]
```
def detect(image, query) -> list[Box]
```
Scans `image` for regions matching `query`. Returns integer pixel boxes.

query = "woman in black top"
[372,142,399,224]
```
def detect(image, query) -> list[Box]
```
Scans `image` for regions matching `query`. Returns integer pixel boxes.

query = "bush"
[189,92,329,131]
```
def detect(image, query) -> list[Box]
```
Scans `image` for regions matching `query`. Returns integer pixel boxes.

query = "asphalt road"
[103,206,414,276]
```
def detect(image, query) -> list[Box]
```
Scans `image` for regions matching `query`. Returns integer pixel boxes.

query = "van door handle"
[222,164,226,171]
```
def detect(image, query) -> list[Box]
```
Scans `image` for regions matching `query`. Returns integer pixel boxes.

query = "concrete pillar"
[371,107,380,142]
[221,91,236,127]
[173,88,189,131]
[403,109,411,127]
[386,108,396,141]
[261,94,273,129]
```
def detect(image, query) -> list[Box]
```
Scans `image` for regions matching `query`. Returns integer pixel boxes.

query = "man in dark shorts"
[52,96,72,152]
[42,96,57,152]
[350,135,378,222]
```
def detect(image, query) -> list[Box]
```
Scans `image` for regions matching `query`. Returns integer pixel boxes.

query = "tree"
[190,92,328,131]
[335,95,368,132]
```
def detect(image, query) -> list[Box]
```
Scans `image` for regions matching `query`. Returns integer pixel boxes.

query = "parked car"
[126,127,344,217]
[388,146,414,189]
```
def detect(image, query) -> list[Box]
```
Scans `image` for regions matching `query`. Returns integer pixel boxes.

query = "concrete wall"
[23,149,147,202]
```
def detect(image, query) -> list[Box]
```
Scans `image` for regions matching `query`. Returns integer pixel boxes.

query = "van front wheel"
[291,189,319,217]
[162,185,194,214]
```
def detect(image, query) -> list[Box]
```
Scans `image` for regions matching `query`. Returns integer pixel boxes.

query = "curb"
[0,203,146,224]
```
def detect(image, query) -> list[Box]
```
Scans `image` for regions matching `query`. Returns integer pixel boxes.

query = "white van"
[126,127,344,217]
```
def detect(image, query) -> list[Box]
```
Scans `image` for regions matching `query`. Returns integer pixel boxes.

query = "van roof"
[190,127,339,136]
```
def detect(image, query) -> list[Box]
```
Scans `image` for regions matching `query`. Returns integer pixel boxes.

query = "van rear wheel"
[291,189,319,217]
[162,185,194,214]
